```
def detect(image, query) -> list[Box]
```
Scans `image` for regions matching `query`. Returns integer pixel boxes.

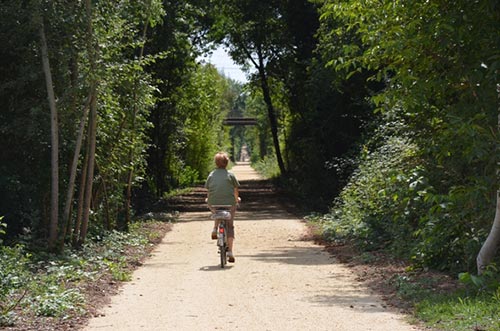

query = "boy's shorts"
[211,205,236,238]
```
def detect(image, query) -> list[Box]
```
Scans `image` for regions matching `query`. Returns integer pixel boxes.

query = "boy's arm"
[204,176,210,203]
[234,187,241,204]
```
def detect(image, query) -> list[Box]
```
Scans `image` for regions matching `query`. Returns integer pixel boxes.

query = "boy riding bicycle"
[205,152,240,263]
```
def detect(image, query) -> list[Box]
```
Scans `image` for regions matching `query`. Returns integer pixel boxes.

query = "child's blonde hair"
[214,152,229,169]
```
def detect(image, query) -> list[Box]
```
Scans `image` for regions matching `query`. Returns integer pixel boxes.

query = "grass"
[162,187,195,199]
[411,267,500,330]
[357,252,500,330]
[368,261,500,331]
[252,155,280,179]
[415,291,500,331]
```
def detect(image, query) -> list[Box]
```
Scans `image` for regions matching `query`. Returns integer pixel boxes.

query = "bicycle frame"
[210,205,232,268]
[217,220,228,268]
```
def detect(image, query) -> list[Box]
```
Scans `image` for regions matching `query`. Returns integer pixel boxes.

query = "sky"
[204,46,248,83]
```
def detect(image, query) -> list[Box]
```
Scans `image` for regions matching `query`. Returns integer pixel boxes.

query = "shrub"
[178,166,200,187]
[0,220,168,327]
[253,154,280,179]
[321,133,424,256]
[0,244,30,326]
[318,98,499,273]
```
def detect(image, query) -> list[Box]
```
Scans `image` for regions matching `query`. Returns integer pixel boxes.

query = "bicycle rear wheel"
[220,242,227,268]
[217,221,228,268]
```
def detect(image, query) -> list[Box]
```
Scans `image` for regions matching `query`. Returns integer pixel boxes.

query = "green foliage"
[31,287,84,317]
[144,3,237,196]
[253,154,281,179]
[0,1,51,237]
[241,88,273,162]
[162,187,194,200]
[208,0,322,176]
[391,273,443,304]
[321,117,422,251]
[147,62,234,192]
[0,0,167,242]
[0,245,30,326]
[459,264,500,294]
[0,220,167,326]
[177,166,200,188]
[317,0,500,272]
[179,64,233,179]
[103,258,132,282]
[0,0,235,244]
[415,292,500,331]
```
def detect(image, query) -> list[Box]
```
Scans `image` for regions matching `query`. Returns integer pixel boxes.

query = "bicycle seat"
[210,210,232,220]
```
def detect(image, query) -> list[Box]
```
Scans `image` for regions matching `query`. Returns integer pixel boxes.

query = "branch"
[241,44,260,70]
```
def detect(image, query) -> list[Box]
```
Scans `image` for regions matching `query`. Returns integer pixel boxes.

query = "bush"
[31,287,84,317]
[253,154,280,179]
[459,264,500,295]
[0,220,168,327]
[321,129,424,257]
[0,244,30,326]
[318,102,499,273]
[178,166,200,187]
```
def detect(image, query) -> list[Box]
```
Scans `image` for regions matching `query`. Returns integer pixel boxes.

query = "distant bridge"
[223,117,257,126]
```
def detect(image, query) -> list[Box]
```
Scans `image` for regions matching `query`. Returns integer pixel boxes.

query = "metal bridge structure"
[223,117,257,126]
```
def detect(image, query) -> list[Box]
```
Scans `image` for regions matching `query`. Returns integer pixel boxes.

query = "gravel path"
[84,163,420,331]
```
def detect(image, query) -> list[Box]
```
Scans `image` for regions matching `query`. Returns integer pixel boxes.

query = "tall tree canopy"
[1,0,499,276]
[0,0,236,250]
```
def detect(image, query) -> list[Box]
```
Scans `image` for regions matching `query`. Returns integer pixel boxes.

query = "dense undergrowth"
[0,219,172,328]
[252,155,281,179]
[306,114,500,330]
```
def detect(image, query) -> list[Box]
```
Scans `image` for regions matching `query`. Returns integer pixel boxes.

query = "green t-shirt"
[205,168,240,206]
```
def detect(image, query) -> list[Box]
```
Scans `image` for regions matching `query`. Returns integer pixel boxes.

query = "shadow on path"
[157,179,300,221]
[238,246,333,266]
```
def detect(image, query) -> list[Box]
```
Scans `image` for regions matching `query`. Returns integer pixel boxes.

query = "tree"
[1,0,165,246]
[143,0,231,198]
[0,1,53,239]
[477,83,500,274]
[123,0,164,228]
[38,18,59,250]
[209,0,290,174]
[77,0,98,245]
[179,64,234,179]
[317,0,500,271]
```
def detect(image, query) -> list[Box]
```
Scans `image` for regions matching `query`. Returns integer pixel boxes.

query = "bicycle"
[210,205,232,268]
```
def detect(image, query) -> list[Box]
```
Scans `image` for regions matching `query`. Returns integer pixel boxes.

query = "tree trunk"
[79,91,97,245]
[39,19,59,250]
[72,148,88,247]
[477,192,500,274]
[256,47,286,175]
[476,82,500,274]
[79,0,98,245]
[61,93,91,249]
[102,176,111,231]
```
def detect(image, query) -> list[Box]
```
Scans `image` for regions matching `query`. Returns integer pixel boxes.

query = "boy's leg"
[226,215,235,262]
[211,219,219,240]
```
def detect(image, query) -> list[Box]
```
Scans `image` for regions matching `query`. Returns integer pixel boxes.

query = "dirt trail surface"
[84,163,420,331]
